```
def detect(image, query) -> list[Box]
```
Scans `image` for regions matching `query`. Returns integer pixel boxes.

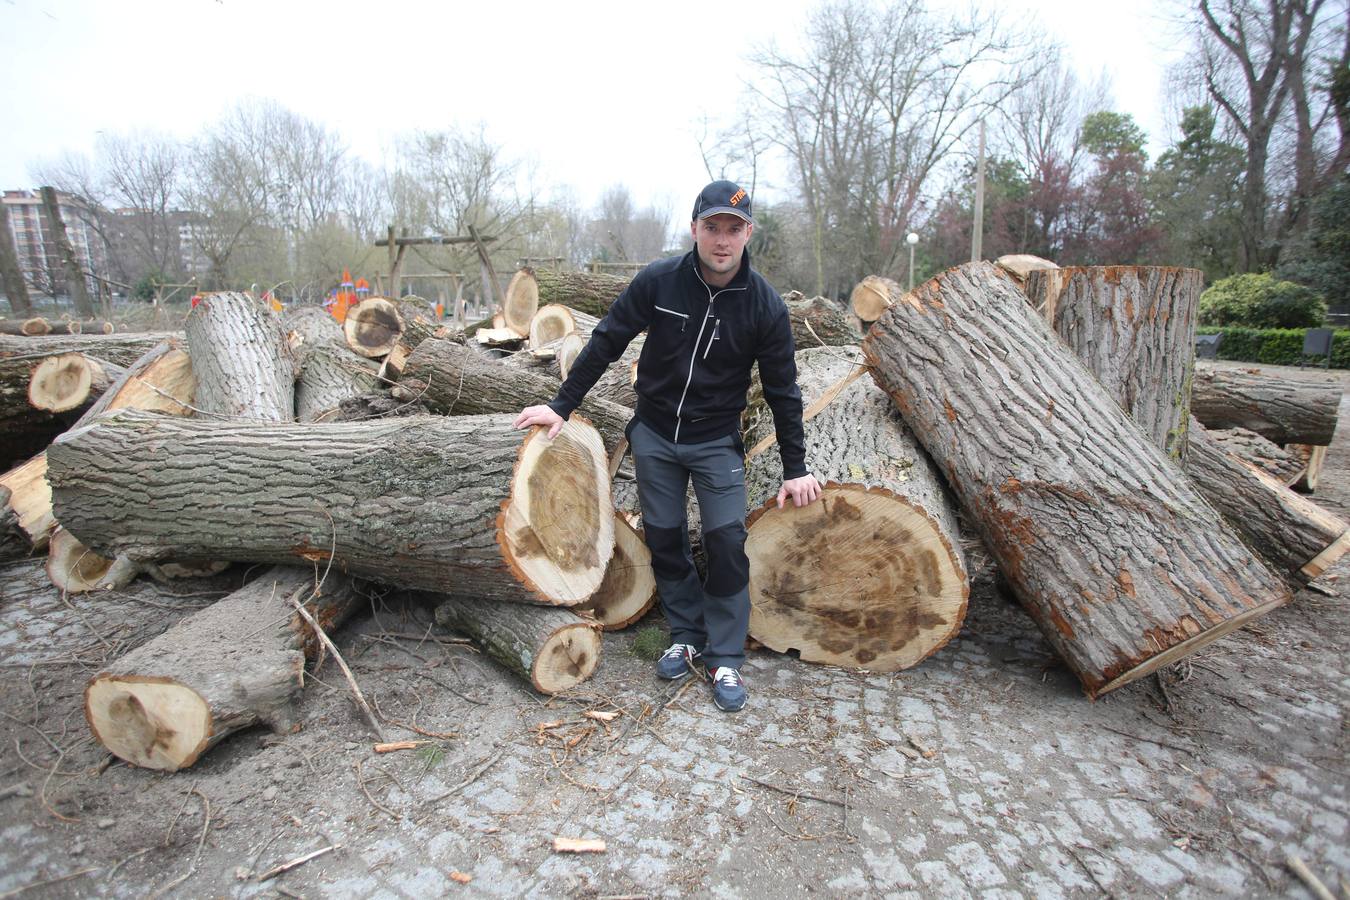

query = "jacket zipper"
[655,306,689,331]
[674,267,746,442]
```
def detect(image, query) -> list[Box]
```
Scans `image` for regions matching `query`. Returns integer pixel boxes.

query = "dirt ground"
[1,360,1347,899]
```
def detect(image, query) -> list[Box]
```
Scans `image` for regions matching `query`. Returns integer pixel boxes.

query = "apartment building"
[2,189,106,297]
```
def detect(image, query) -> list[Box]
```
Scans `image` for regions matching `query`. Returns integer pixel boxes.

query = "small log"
[84,566,364,771]
[343,296,410,358]
[46,525,138,592]
[850,274,900,323]
[862,262,1291,698]
[1191,363,1341,446]
[47,319,116,335]
[285,306,381,422]
[575,514,656,630]
[503,269,540,336]
[431,595,602,694]
[1207,427,1305,485]
[28,353,124,414]
[383,314,453,380]
[49,411,614,604]
[0,317,51,336]
[528,304,600,349]
[186,292,293,421]
[557,331,588,381]
[475,326,527,349]
[523,268,631,320]
[782,292,862,348]
[745,347,968,672]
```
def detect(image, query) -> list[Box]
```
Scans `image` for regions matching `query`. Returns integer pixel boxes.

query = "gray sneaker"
[656,643,700,680]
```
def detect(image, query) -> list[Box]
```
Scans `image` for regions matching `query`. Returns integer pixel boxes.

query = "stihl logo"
[729,188,747,207]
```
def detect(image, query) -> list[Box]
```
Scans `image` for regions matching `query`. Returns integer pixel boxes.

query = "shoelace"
[662,644,694,660]
[711,668,742,687]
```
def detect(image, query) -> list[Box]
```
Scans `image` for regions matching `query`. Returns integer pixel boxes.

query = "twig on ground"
[0,867,101,899]
[740,774,846,808]
[1098,724,1202,758]
[148,788,210,899]
[1065,845,1116,898]
[1285,853,1336,900]
[423,746,506,807]
[288,591,385,741]
[354,759,400,821]
[104,847,151,881]
[256,844,339,883]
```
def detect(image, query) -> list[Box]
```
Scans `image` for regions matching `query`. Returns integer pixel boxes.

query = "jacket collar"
[684,247,752,293]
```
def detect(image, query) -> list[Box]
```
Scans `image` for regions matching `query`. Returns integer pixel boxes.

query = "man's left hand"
[776,474,823,509]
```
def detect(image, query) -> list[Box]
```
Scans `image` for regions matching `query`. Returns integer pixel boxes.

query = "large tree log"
[85,567,364,771]
[0,317,50,336]
[575,513,656,630]
[861,263,1291,698]
[27,353,125,414]
[1190,363,1341,446]
[519,268,632,320]
[1028,266,1203,460]
[744,347,968,672]
[430,594,602,694]
[1185,419,1350,585]
[285,306,381,422]
[781,292,862,348]
[186,292,294,421]
[48,411,614,604]
[398,337,633,454]
[343,296,435,358]
[1207,427,1305,484]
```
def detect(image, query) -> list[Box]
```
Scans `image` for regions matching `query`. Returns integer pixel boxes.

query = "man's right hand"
[513,404,565,439]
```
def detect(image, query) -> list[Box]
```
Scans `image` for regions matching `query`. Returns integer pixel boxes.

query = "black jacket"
[548,249,808,479]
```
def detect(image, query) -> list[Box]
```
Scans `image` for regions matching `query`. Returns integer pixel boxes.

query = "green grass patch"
[631,626,668,661]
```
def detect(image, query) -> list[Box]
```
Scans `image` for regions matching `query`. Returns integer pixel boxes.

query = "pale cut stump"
[285,305,381,422]
[85,566,363,771]
[431,595,602,694]
[48,411,614,604]
[528,304,599,348]
[185,292,294,421]
[1028,266,1203,460]
[850,275,901,323]
[502,270,540,336]
[575,513,657,630]
[862,262,1291,698]
[28,353,124,414]
[744,347,968,672]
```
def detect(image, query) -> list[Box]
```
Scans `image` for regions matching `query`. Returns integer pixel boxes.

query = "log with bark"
[514,268,631,320]
[342,296,431,358]
[1190,363,1341,446]
[574,513,656,630]
[285,305,381,422]
[781,291,862,348]
[27,353,125,414]
[1027,266,1204,460]
[1207,427,1305,484]
[48,410,614,604]
[994,254,1058,288]
[84,566,364,771]
[398,337,634,454]
[382,314,453,380]
[186,292,294,422]
[861,262,1291,698]
[0,317,52,336]
[0,484,26,565]
[528,304,600,349]
[744,347,968,672]
[1185,419,1350,585]
[430,594,602,693]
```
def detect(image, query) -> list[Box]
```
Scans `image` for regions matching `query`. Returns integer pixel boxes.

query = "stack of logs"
[2,258,1344,770]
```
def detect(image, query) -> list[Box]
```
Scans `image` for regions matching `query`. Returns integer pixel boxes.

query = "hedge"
[1195,326,1350,368]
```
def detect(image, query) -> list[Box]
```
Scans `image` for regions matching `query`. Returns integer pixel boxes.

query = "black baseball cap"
[692,180,753,223]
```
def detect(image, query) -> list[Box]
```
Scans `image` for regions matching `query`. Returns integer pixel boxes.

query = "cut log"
[431,595,602,693]
[1185,420,1350,585]
[995,254,1058,288]
[48,410,614,604]
[285,305,381,423]
[46,319,116,335]
[575,513,657,630]
[398,337,633,454]
[523,268,631,320]
[503,269,540,336]
[1207,427,1305,485]
[46,525,138,592]
[383,314,453,380]
[1191,363,1341,446]
[1029,266,1204,460]
[850,274,900,323]
[0,317,51,336]
[475,326,527,349]
[744,347,968,672]
[557,331,588,381]
[1287,443,1329,493]
[0,455,54,554]
[861,262,1291,698]
[782,292,862,347]
[343,296,412,358]
[529,304,600,349]
[85,566,364,771]
[185,291,293,422]
[27,353,124,414]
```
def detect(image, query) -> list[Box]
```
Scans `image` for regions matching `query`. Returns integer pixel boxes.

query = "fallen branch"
[739,774,847,808]
[1285,853,1335,900]
[289,593,385,742]
[256,844,340,883]
[423,746,507,807]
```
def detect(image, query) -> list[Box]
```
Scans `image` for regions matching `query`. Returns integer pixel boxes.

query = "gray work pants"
[628,420,750,670]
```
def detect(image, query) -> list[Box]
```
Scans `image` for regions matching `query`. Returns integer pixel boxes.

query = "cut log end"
[84,677,211,771]
[504,270,540,336]
[577,514,656,630]
[850,275,898,323]
[344,297,405,358]
[746,485,968,672]
[500,417,614,605]
[46,526,116,592]
[557,332,586,382]
[28,353,107,413]
[532,622,603,693]
[528,304,576,348]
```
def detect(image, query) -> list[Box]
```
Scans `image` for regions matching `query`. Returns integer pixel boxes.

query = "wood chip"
[553,837,606,853]
[450,871,472,884]
[374,741,429,754]
[583,710,620,723]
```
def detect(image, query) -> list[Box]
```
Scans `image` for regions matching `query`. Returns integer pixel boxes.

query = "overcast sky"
[1,0,1186,215]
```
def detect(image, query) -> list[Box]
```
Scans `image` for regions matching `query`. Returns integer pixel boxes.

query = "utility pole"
[970,120,986,263]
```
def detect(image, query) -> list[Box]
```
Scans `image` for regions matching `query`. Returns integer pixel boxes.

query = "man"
[514,180,821,712]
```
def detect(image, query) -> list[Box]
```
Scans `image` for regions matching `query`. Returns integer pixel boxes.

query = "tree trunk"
[185,291,294,422]
[399,337,633,455]
[382,313,453,380]
[782,292,862,348]
[0,318,50,336]
[744,347,968,672]
[574,513,656,630]
[39,187,96,318]
[48,411,614,604]
[84,566,364,771]
[284,305,381,423]
[0,202,33,317]
[1206,427,1305,485]
[526,268,631,319]
[27,353,124,414]
[861,262,1291,698]
[1190,363,1341,446]
[1185,419,1350,586]
[1028,266,1204,460]
[430,594,602,694]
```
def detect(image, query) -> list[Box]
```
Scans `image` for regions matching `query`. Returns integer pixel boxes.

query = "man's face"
[691,213,754,282]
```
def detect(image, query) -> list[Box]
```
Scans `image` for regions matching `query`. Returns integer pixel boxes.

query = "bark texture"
[745,347,967,672]
[1191,363,1341,446]
[782,292,862,348]
[48,411,613,604]
[85,567,363,770]
[529,268,631,319]
[1029,266,1203,460]
[285,305,381,422]
[861,262,1291,698]
[185,292,294,422]
[1207,427,1305,484]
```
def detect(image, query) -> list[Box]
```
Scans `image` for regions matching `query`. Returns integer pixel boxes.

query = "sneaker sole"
[713,695,745,712]
[657,667,691,681]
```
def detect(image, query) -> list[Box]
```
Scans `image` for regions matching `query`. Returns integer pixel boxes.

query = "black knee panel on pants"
[644,523,690,581]
[702,521,749,596]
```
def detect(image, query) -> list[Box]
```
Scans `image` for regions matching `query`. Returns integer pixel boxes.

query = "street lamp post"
[906,232,919,292]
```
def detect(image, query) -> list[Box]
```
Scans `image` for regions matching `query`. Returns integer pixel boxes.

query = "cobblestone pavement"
[0,365,1346,898]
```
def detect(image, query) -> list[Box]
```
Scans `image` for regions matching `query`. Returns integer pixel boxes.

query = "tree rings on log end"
[529,304,577,348]
[85,677,211,770]
[344,297,405,358]
[532,623,603,694]
[745,483,968,672]
[577,514,656,630]
[557,332,586,381]
[28,353,104,413]
[46,526,114,592]
[504,270,540,337]
[1090,596,1288,699]
[499,416,614,605]
[850,275,899,323]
